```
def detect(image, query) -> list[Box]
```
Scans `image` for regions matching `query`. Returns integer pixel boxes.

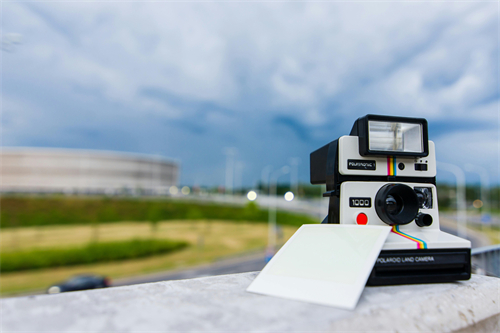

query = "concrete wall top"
[1,272,499,332]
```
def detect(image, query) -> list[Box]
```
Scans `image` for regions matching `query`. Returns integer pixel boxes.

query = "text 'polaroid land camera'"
[310,115,471,285]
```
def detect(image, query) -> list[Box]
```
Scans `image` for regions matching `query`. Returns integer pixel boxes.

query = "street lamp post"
[289,158,300,196]
[235,161,244,195]
[266,166,290,261]
[224,148,237,198]
[437,162,467,239]
[260,165,273,194]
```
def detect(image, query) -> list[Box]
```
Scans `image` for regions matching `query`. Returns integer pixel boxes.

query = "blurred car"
[47,274,111,294]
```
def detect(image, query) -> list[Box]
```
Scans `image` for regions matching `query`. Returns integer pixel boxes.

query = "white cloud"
[435,128,499,183]
[2,1,498,184]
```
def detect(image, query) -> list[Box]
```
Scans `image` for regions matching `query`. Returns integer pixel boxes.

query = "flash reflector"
[368,121,423,153]
[350,115,429,157]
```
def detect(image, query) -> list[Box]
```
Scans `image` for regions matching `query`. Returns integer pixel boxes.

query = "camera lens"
[385,195,401,214]
[375,184,419,225]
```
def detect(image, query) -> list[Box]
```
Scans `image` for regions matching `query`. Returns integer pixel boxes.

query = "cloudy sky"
[2,1,499,186]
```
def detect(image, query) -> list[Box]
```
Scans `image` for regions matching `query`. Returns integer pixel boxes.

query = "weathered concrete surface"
[1,273,498,332]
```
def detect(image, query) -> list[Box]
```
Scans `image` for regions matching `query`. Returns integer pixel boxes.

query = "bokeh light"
[473,199,483,209]
[247,190,257,201]
[169,186,179,195]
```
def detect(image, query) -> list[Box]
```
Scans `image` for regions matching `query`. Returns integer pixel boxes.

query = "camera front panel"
[338,136,436,178]
[339,181,440,232]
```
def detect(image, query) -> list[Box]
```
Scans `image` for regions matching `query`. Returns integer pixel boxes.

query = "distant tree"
[243,201,259,220]
[147,204,163,238]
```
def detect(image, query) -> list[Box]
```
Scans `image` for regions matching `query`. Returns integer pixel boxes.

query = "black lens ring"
[375,184,419,225]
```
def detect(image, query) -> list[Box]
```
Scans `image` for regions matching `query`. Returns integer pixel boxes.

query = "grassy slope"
[1,239,189,273]
[0,220,300,296]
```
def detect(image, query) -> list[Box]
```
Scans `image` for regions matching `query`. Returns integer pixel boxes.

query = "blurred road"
[439,217,491,248]
[110,197,491,288]
[112,220,490,288]
[111,199,491,288]
[113,253,267,287]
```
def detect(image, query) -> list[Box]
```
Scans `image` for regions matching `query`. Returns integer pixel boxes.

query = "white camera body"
[337,136,470,251]
[310,115,471,285]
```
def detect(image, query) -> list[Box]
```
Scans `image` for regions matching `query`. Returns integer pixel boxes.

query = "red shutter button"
[356,213,368,225]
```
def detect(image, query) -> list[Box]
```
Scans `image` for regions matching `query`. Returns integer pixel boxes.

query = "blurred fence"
[471,244,500,277]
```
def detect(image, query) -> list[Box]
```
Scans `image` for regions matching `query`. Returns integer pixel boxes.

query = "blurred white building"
[1,148,179,195]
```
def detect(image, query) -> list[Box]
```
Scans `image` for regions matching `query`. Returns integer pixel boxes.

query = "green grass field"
[0,220,300,296]
[0,196,316,228]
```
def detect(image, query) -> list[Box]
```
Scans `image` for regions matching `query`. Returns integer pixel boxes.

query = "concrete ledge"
[1,273,499,332]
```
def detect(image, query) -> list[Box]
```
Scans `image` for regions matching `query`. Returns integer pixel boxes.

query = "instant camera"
[310,115,471,285]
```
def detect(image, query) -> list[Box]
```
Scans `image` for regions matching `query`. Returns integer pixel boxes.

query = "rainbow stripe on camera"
[391,225,427,249]
[387,156,396,176]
